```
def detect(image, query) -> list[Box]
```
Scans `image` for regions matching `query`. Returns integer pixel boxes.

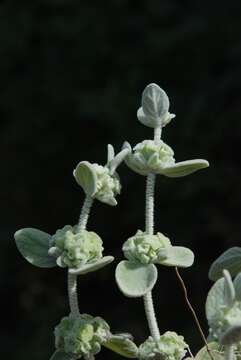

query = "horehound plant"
[14,84,241,360]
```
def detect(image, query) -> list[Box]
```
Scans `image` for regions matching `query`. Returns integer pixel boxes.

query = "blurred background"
[1,0,241,358]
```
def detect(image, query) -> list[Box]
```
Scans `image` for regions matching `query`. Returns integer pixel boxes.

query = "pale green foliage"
[195,343,224,360]
[123,230,170,265]
[69,256,114,275]
[14,228,56,268]
[138,332,187,360]
[14,83,213,360]
[209,247,241,281]
[115,260,158,297]
[137,83,175,129]
[124,140,175,176]
[124,140,209,177]
[103,335,139,358]
[121,230,194,269]
[73,144,127,206]
[54,314,110,359]
[50,226,103,268]
[206,270,241,353]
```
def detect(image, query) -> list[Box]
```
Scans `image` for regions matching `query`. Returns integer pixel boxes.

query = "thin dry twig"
[175,267,214,360]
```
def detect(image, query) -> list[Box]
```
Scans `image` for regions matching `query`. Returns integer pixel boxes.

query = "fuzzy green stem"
[225,345,234,360]
[143,173,160,341]
[68,195,93,315]
[154,126,162,143]
[77,196,94,232]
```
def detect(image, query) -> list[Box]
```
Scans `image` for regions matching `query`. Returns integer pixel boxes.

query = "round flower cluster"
[49,225,103,268]
[55,314,110,359]
[138,332,187,360]
[123,230,171,265]
[209,302,241,346]
[92,164,121,206]
[125,140,175,176]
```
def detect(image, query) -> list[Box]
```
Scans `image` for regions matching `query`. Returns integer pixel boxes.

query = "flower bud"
[138,332,187,360]
[54,314,110,358]
[49,226,103,269]
[123,230,171,265]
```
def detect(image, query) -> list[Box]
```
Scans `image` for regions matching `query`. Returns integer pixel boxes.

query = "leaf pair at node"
[115,230,194,297]
[14,227,114,275]
[74,145,129,206]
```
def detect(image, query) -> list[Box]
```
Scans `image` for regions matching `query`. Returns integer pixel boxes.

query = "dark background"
[1,0,241,359]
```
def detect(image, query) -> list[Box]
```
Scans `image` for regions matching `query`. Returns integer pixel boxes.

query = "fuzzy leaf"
[15,228,56,268]
[160,246,194,268]
[206,278,226,322]
[107,144,115,163]
[115,260,157,298]
[50,351,73,360]
[209,247,241,281]
[195,342,223,360]
[161,159,209,178]
[103,335,138,358]
[69,256,114,275]
[142,83,169,120]
[220,323,241,345]
[233,272,241,301]
[108,148,130,174]
[73,161,97,197]
[223,270,236,307]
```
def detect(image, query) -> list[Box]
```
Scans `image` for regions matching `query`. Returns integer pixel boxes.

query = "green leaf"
[14,228,56,268]
[160,246,194,268]
[223,270,235,307]
[103,335,138,358]
[115,260,157,298]
[69,256,114,275]
[220,323,241,345]
[206,278,226,322]
[161,159,209,178]
[233,272,241,301]
[73,161,97,197]
[142,83,169,121]
[107,144,115,163]
[50,351,74,360]
[195,342,223,360]
[108,148,129,175]
[209,247,241,281]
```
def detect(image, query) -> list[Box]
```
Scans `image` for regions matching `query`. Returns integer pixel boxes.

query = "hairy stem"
[68,195,93,315]
[143,173,160,341]
[225,346,234,360]
[68,272,80,316]
[154,126,162,143]
[77,196,94,232]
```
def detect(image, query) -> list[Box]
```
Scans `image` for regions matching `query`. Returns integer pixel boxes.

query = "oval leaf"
[160,246,194,268]
[142,83,169,120]
[73,161,97,197]
[50,351,74,360]
[14,228,56,268]
[233,272,241,301]
[115,260,157,298]
[69,256,114,275]
[195,342,223,360]
[209,247,241,281]
[103,335,138,358]
[206,278,226,322]
[161,159,209,178]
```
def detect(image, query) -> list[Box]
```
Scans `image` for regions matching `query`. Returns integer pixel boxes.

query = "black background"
[1,0,241,359]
